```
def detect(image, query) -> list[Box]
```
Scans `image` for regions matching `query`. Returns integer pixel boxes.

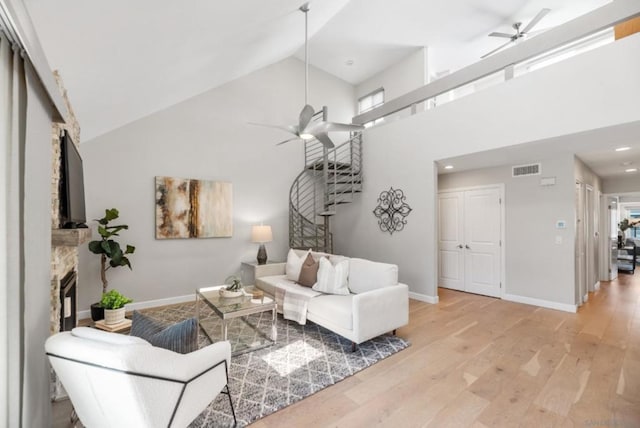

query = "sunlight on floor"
[261,340,324,376]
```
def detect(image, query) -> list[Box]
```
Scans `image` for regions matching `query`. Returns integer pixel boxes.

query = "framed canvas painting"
[155,176,232,239]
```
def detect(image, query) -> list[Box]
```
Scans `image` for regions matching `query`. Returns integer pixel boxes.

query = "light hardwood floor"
[253,271,640,427]
[53,270,640,427]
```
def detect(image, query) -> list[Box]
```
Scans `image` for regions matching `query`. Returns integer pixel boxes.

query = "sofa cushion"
[348,258,398,293]
[130,311,198,354]
[286,249,309,282]
[313,257,350,295]
[307,294,353,330]
[297,253,321,287]
[293,248,332,261]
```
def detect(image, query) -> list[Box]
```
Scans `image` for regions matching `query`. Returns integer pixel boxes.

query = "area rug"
[139,302,410,427]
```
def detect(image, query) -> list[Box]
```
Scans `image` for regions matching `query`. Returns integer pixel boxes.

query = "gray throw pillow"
[130,310,198,354]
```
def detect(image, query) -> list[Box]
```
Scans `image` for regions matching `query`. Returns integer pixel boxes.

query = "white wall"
[78,57,354,310]
[355,48,427,106]
[332,34,640,304]
[438,156,576,305]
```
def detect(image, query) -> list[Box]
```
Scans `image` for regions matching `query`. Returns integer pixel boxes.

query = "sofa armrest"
[254,262,286,278]
[352,283,409,344]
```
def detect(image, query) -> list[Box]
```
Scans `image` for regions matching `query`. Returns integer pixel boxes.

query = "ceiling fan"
[481,8,551,59]
[249,3,363,149]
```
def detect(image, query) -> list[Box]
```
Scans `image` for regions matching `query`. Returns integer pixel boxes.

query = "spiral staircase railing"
[289,132,363,252]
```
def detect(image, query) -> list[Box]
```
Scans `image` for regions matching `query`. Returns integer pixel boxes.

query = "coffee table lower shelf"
[195,285,277,356]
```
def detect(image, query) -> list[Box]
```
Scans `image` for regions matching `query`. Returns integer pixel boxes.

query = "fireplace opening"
[60,270,77,332]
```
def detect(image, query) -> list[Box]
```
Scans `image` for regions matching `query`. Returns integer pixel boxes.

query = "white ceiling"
[437,121,640,179]
[24,0,610,142]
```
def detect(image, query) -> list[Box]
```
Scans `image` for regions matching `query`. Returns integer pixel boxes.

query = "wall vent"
[512,163,541,177]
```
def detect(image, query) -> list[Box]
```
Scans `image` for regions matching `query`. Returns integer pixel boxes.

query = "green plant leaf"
[125,245,135,254]
[104,208,119,222]
[100,289,133,309]
[101,240,112,255]
[88,240,104,254]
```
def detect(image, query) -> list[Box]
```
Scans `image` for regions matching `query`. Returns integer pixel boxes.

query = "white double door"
[438,186,503,298]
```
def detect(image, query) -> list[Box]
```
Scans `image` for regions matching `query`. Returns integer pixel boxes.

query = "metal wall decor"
[373,187,412,235]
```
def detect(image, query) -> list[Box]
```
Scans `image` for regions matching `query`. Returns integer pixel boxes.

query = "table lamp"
[251,225,273,265]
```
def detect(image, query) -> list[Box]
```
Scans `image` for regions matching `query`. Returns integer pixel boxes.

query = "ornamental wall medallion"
[372,187,412,235]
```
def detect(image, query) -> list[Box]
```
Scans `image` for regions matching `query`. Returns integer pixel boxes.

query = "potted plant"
[88,208,135,321]
[219,275,243,298]
[100,289,133,325]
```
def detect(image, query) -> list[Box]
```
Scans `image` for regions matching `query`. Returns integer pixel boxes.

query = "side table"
[241,261,285,285]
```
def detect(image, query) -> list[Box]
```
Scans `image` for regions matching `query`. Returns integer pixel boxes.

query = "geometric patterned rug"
[139,302,410,427]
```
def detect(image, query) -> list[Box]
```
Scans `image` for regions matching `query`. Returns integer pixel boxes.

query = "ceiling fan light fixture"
[299,133,315,140]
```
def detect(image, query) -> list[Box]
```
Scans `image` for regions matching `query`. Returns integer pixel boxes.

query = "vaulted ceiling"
[25,0,609,142]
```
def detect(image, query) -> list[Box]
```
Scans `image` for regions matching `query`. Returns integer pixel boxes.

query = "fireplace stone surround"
[49,72,91,400]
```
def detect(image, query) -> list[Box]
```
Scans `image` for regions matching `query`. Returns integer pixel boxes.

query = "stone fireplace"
[49,72,91,400]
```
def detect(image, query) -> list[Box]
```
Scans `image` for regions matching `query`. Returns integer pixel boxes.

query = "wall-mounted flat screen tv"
[59,131,87,229]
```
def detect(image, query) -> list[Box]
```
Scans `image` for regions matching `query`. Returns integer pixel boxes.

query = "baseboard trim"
[78,293,196,320]
[502,293,577,313]
[409,292,439,304]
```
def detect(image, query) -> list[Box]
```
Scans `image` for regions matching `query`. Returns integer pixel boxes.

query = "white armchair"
[45,327,235,427]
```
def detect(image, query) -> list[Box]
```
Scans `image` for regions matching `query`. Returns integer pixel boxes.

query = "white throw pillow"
[313,257,350,295]
[286,249,310,281]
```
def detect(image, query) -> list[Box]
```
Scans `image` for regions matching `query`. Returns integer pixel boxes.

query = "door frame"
[437,183,506,299]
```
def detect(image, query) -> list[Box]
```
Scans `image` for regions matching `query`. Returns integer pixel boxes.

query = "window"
[357,88,384,128]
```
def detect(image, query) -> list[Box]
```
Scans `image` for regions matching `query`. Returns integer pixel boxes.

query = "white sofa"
[255,249,409,348]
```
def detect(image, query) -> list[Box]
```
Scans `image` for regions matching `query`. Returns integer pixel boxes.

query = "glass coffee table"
[195,285,277,356]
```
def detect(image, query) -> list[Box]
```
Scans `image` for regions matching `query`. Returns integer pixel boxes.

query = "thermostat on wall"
[556,220,567,229]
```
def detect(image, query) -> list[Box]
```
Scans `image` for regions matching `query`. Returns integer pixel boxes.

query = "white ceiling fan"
[249,3,364,149]
[481,8,551,59]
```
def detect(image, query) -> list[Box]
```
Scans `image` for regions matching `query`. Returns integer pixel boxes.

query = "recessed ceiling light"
[615,146,631,152]
[345,59,354,66]
[625,168,637,173]
[444,165,454,170]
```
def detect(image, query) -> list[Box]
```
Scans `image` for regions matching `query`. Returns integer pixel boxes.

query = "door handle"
[465,245,471,250]
[457,244,463,249]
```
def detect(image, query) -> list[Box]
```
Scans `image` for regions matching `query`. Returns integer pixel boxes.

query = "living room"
[2,0,640,427]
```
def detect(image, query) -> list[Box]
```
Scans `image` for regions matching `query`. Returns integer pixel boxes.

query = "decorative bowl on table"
[219,289,243,298]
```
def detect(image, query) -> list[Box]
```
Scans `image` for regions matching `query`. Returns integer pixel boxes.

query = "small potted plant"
[100,289,133,325]
[219,275,243,298]
[88,208,135,321]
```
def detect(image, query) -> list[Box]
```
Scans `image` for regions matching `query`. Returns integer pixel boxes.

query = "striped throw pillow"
[130,311,198,354]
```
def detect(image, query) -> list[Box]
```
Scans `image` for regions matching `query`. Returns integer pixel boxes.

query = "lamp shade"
[251,225,273,243]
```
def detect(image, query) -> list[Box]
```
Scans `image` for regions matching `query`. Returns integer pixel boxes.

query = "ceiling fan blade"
[275,137,300,146]
[315,133,335,149]
[480,40,513,59]
[298,104,315,131]
[488,32,514,39]
[522,8,550,34]
[315,121,365,133]
[248,122,298,135]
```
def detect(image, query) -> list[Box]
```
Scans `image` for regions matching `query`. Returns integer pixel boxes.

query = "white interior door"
[438,186,503,298]
[438,192,464,291]
[575,181,586,305]
[464,188,502,298]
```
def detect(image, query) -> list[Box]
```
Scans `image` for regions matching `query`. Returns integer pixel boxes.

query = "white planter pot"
[104,307,126,325]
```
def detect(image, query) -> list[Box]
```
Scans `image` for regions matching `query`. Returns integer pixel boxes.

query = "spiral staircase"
[289,132,363,253]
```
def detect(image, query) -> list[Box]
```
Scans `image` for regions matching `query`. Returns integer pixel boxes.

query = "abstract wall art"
[155,176,232,239]
[372,187,412,235]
